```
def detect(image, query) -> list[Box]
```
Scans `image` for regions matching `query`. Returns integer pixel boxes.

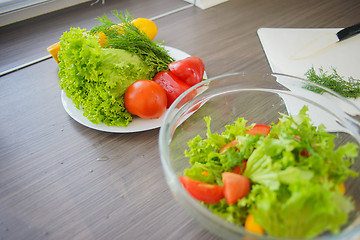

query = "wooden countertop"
[1,0,360,239]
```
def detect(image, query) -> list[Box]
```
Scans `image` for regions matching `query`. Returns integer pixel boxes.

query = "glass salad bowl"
[159,72,360,240]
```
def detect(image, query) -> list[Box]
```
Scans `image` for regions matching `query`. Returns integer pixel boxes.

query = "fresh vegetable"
[47,42,61,63]
[94,17,157,48]
[153,71,196,107]
[246,124,270,136]
[339,183,346,195]
[47,13,159,63]
[244,214,264,235]
[219,139,238,153]
[181,106,358,238]
[58,11,173,126]
[179,175,224,204]
[90,11,173,74]
[305,66,360,98]
[232,162,247,174]
[131,17,158,40]
[124,80,167,119]
[222,172,250,204]
[168,56,205,86]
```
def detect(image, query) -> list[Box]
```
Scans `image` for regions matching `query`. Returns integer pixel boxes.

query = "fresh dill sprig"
[304,66,360,98]
[89,10,174,75]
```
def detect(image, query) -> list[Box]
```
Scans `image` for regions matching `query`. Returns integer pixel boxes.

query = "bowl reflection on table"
[159,72,360,240]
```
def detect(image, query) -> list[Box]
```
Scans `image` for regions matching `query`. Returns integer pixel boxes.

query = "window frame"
[0,0,91,27]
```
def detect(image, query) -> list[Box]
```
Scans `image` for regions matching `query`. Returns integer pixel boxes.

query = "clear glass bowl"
[159,72,360,240]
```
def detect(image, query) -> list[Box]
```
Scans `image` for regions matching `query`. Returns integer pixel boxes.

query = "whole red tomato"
[124,80,167,119]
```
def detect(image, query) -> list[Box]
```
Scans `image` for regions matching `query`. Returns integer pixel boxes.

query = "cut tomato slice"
[232,161,247,174]
[222,172,250,205]
[246,124,270,136]
[179,176,224,204]
[219,139,238,153]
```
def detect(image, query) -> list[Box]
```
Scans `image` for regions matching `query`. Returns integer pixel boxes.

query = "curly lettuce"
[58,28,154,126]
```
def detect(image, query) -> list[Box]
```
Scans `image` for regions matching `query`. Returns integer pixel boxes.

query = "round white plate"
[61,46,207,133]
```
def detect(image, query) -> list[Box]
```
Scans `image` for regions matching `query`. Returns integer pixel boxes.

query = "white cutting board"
[257,28,360,132]
[258,28,360,79]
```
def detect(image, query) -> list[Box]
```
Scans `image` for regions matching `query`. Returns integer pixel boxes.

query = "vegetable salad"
[53,11,205,126]
[180,106,358,238]
[57,12,173,126]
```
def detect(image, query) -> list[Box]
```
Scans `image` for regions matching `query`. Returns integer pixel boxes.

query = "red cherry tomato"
[153,71,196,107]
[179,175,224,204]
[168,56,205,86]
[124,80,167,119]
[246,124,270,136]
[222,172,250,205]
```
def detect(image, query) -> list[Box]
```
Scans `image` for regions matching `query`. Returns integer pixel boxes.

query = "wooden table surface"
[1,0,359,239]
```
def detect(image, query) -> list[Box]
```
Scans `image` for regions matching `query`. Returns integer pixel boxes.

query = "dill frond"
[304,66,360,98]
[89,10,174,74]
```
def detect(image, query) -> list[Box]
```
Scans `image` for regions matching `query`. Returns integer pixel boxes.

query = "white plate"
[61,46,207,133]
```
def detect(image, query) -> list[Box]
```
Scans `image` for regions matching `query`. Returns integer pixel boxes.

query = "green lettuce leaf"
[253,182,354,238]
[205,199,248,226]
[184,117,251,184]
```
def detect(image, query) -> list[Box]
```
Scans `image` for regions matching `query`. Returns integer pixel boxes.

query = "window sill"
[0,0,91,27]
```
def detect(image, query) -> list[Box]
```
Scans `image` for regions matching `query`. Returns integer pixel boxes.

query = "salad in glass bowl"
[159,72,360,240]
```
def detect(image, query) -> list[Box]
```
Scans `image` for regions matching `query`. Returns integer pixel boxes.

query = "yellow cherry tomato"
[131,18,158,40]
[244,214,264,235]
[47,42,61,63]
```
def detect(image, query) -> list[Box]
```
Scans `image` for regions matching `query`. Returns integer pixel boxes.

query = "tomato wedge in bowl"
[159,72,360,240]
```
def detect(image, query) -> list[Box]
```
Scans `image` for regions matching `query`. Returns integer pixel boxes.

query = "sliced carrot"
[244,214,264,235]
[201,171,209,176]
[339,183,346,195]
[47,42,61,63]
